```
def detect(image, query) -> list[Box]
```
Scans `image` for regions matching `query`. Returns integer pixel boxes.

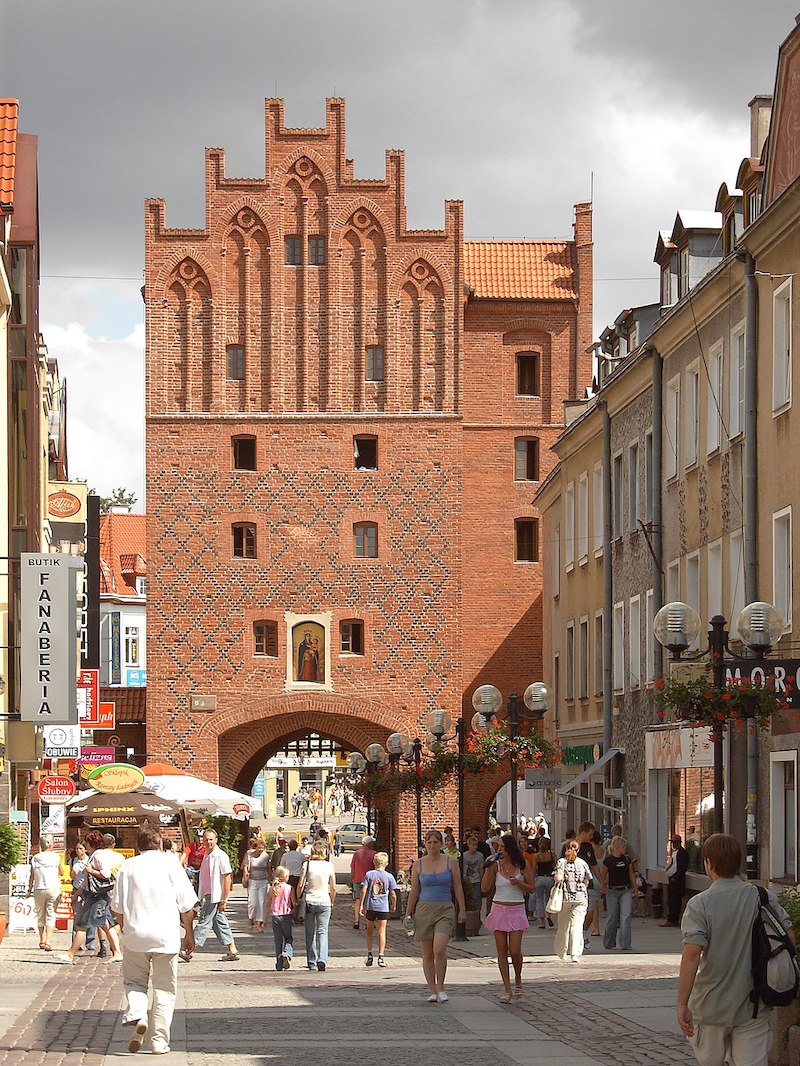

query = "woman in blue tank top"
[404,829,466,1004]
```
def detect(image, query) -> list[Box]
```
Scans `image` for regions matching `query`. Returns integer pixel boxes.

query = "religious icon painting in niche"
[293,621,326,684]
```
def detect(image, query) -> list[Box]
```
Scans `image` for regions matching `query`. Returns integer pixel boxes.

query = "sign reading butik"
[21,553,83,723]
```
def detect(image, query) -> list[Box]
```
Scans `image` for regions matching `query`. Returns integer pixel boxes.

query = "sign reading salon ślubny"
[20,553,82,724]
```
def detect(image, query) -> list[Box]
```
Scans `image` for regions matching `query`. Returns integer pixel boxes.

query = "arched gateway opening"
[198,695,509,862]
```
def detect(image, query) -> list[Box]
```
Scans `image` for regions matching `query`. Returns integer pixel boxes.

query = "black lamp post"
[401,738,424,858]
[471,682,552,833]
[653,601,783,839]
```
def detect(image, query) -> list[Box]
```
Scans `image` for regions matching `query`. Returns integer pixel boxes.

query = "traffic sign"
[37,776,76,802]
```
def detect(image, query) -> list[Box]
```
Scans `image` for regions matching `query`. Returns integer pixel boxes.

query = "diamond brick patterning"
[144,99,592,855]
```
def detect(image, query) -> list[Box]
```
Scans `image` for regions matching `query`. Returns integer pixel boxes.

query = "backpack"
[750,885,800,1016]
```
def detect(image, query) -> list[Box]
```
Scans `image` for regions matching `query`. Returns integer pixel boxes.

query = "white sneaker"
[437,991,449,1003]
[53,954,73,965]
[150,1042,170,1055]
[427,993,438,1003]
[571,956,581,964]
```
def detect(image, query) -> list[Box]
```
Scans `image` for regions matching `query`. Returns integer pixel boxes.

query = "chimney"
[748,94,772,158]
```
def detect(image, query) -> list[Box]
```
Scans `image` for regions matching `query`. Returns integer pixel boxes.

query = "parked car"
[336,822,369,851]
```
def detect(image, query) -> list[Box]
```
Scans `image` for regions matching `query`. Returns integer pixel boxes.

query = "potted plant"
[652,672,787,732]
[0,823,23,944]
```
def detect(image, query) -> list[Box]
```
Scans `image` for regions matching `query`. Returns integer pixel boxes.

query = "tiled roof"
[463,240,577,301]
[99,513,146,595]
[0,99,19,213]
[99,686,146,723]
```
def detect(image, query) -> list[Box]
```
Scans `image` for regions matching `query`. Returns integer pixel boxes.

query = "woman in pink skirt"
[481,833,533,1002]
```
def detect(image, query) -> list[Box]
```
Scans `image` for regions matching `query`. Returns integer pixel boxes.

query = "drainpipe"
[650,346,664,694]
[602,401,613,756]
[743,248,759,874]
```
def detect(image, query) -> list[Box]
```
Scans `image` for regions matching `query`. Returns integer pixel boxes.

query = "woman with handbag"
[242,836,271,932]
[297,842,336,971]
[533,837,556,930]
[56,829,122,964]
[552,839,591,964]
[480,834,533,1002]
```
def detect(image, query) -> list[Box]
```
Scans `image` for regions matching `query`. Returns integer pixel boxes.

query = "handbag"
[87,871,114,897]
[545,882,564,914]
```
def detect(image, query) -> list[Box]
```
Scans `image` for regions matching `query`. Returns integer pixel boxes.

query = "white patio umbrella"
[141,763,253,820]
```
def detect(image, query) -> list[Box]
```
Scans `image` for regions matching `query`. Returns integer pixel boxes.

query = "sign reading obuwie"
[20,553,83,723]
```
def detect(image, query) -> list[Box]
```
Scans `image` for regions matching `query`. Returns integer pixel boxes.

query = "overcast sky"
[3,0,797,507]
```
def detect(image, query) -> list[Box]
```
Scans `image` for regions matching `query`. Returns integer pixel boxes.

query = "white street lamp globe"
[365,743,386,765]
[523,681,552,715]
[736,602,784,651]
[471,684,502,717]
[471,711,493,734]
[386,731,410,756]
[653,602,702,653]
[426,709,453,739]
[348,752,366,772]
[378,751,390,769]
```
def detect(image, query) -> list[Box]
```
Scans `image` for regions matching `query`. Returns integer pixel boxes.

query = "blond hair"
[271,865,290,891]
[374,851,389,869]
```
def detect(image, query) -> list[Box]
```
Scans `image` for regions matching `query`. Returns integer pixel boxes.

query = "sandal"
[514,984,523,998]
[500,993,512,1004]
[42,944,52,952]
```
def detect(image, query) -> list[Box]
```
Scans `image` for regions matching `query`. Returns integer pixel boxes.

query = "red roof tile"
[99,513,147,596]
[99,686,146,723]
[0,99,19,213]
[463,240,577,301]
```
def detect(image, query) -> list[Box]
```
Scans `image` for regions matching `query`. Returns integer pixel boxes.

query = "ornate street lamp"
[653,601,783,846]
[470,682,551,833]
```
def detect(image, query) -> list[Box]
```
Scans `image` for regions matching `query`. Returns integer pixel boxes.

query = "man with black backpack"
[677,833,796,1065]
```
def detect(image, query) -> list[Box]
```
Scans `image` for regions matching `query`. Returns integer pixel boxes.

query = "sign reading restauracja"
[20,553,83,724]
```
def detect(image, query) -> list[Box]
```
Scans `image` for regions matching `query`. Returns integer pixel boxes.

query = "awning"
[557,747,625,796]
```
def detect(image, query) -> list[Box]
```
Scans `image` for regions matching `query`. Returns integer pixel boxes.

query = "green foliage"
[464,724,561,771]
[0,824,23,873]
[652,671,786,731]
[91,486,137,514]
[352,748,459,809]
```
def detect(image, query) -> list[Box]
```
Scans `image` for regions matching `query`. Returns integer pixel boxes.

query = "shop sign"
[20,553,82,723]
[79,747,115,766]
[87,763,145,793]
[645,725,714,770]
[37,776,76,802]
[524,768,562,789]
[560,743,602,766]
[77,669,100,726]
[43,725,81,759]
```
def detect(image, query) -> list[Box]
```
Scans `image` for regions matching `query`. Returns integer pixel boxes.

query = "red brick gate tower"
[144,99,591,850]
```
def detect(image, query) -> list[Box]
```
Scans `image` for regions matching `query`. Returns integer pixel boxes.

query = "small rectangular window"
[685,365,699,467]
[592,462,603,554]
[629,596,641,689]
[233,436,256,471]
[515,518,539,562]
[579,618,589,699]
[354,436,378,470]
[730,325,746,437]
[773,279,792,412]
[666,376,680,478]
[565,482,575,568]
[516,352,540,396]
[707,341,722,454]
[613,453,623,538]
[773,508,792,629]
[628,442,639,532]
[233,523,256,559]
[514,438,539,481]
[340,620,364,655]
[227,344,245,381]
[565,622,575,701]
[254,621,278,657]
[577,473,588,562]
[124,626,139,666]
[354,523,378,558]
[308,236,326,266]
[644,431,654,523]
[613,602,624,692]
[594,612,604,695]
[366,346,384,381]
[285,236,302,265]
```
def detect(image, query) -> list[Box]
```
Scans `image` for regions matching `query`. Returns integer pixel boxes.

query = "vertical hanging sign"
[20,553,83,724]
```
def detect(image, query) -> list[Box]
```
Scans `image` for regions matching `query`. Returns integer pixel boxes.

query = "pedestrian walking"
[662,833,689,927]
[56,829,122,964]
[602,837,637,951]
[350,836,376,930]
[404,829,466,1004]
[69,842,98,955]
[266,866,295,971]
[532,837,556,930]
[28,834,62,952]
[180,828,239,962]
[678,833,795,1065]
[359,851,398,969]
[481,833,532,1002]
[298,841,336,971]
[553,839,591,963]
[110,823,197,1055]
[282,840,306,924]
[242,836,271,932]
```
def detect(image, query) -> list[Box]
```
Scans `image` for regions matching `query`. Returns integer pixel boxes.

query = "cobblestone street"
[0,889,695,1066]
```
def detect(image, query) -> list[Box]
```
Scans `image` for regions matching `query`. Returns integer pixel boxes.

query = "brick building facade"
[144,99,592,841]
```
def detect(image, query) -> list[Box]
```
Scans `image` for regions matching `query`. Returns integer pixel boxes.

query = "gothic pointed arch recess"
[165,257,213,411]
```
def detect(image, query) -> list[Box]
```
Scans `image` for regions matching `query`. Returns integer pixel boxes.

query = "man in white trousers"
[111,823,197,1054]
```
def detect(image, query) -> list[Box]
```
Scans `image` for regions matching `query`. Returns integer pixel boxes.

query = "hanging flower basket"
[352,749,459,807]
[464,723,561,772]
[652,671,788,733]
